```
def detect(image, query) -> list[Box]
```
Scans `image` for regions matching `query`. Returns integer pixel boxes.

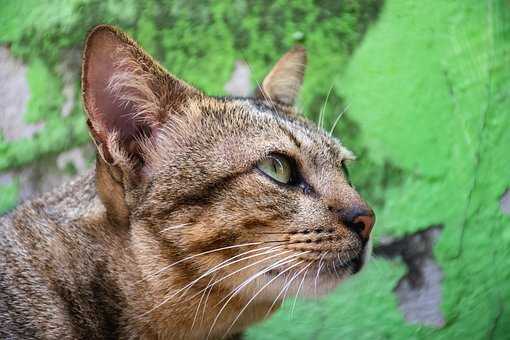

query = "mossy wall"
[1,1,509,338]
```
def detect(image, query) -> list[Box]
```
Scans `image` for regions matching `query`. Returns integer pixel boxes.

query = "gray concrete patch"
[0,46,43,141]
[500,189,510,215]
[0,145,94,204]
[56,49,80,117]
[224,60,252,97]
[374,225,444,327]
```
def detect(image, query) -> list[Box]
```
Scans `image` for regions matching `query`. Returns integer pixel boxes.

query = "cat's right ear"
[82,25,200,170]
[256,46,307,106]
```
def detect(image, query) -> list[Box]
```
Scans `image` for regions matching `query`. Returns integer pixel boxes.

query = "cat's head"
[82,25,374,309]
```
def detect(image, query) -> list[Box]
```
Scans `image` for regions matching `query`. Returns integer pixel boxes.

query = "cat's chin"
[254,267,351,302]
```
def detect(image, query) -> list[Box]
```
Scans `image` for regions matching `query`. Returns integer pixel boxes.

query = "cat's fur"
[0,25,375,339]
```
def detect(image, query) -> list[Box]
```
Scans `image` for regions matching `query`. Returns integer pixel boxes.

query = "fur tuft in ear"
[82,24,200,165]
[82,25,201,226]
[257,45,307,106]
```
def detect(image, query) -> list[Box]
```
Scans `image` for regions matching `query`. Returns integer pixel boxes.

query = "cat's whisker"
[328,104,350,136]
[314,252,327,297]
[291,264,311,318]
[187,246,281,330]
[200,272,216,325]
[332,258,341,279]
[207,252,308,339]
[214,252,305,308]
[174,246,285,301]
[145,247,286,317]
[281,260,308,303]
[159,223,189,233]
[264,262,312,318]
[190,274,215,331]
[208,258,299,340]
[139,242,264,283]
[318,83,334,130]
[280,269,292,302]
[188,249,293,301]
[223,260,305,337]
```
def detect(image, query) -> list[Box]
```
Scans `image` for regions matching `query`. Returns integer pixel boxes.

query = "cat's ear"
[82,25,200,168]
[256,46,307,106]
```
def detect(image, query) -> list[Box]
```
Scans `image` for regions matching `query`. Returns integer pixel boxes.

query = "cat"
[0,25,375,340]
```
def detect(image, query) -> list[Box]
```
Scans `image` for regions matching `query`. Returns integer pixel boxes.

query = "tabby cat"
[0,25,375,339]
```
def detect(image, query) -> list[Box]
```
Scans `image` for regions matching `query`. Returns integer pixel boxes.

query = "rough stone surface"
[396,259,444,327]
[224,60,252,97]
[56,49,81,117]
[375,226,444,327]
[0,145,93,204]
[500,189,510,215]
[0,46,43,141]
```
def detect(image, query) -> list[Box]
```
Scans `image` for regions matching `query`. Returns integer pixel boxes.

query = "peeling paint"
[375,226,444,327]
[224,60,252,97]
[0,46,43,141]
[500,189,510,215]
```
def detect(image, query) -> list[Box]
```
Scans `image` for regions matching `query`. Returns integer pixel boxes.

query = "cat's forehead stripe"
[239,99,352,163]
[231,99,355,173]
[276,121,302,149]
[239,100,312,149]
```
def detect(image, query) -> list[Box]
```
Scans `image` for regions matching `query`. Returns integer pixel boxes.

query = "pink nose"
[341,208,375,240]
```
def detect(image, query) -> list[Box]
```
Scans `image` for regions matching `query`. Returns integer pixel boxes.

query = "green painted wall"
[249,1,510,339]
[1,0,508,338]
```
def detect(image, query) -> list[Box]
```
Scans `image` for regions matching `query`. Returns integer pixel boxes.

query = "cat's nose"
[337,207,375,239]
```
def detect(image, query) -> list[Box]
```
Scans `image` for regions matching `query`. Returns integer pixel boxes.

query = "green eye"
[257,154,293,184]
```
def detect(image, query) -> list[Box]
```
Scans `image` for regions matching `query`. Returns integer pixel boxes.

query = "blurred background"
[1,0,509,338]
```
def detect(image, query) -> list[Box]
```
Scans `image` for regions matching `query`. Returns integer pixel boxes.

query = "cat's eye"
[257,154,293,184]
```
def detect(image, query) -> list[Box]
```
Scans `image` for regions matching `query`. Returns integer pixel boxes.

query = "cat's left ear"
[256,46,307,106]
[82,25,201,169]
[82,25,201,226]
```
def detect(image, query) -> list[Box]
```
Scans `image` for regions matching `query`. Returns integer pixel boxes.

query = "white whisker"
[200,273,216,325]
[332,258,341,279]
[139,242,264,283]
[291,265,311,318]
[214,252,305,308]
[314,252,327,297]
[329,104,350,136]
[207,252,308,339]
[265,262,312,318]
[159,223,189,233]
[190,274,215,331]
[224,260,305,337]
[190,249,293,301]
[176,246,284,301]
[142,247,284,317]
[319,83,334,130]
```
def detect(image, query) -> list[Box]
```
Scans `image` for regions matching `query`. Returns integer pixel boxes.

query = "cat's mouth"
[265,254,362,277]
[250,252,365,301]
[261,241,372,298]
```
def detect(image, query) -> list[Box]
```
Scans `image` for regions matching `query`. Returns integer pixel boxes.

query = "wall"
[1,1,508,338]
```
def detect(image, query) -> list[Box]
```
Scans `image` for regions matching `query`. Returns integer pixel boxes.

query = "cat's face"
[83,25,374,312]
